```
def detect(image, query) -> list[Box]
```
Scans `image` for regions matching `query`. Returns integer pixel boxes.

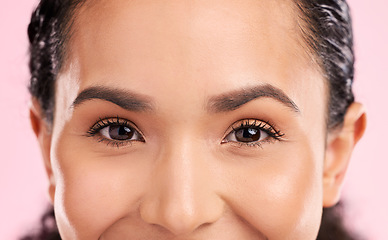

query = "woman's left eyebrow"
[207,84,300,114]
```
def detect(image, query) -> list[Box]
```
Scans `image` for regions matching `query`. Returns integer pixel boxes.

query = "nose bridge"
[140,135,224,235]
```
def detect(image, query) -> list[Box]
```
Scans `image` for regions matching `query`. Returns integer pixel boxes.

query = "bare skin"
[30,0,366,239]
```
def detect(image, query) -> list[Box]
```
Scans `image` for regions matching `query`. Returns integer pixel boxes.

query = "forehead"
[72,0,304,72]
[61,0,325,117]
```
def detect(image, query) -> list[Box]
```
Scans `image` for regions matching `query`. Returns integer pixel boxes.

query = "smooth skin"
[30,0,366,239]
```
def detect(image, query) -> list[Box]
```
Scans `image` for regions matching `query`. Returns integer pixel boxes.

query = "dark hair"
[25,0,359,239]
[294,0,355,129]
[28,0,84,123]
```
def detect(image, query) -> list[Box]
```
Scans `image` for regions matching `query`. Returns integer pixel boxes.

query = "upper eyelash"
[231,119,284,139]
[86,116,131,136]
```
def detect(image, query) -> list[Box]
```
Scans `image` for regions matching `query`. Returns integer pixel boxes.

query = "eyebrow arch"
[72,86,154,112]
[207,84,300,113]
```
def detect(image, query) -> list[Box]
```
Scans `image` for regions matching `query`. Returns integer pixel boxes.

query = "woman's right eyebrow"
[71,86,154,112]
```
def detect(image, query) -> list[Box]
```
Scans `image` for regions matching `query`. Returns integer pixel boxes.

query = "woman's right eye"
[86,117,145,147]
[99,125,143,141]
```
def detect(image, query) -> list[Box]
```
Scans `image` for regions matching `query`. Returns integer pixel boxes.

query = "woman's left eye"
[222,119,283,146]
[224,127,269,143]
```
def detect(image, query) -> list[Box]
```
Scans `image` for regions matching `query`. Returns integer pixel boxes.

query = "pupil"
[236,128,260,142]
[109,125,133,140]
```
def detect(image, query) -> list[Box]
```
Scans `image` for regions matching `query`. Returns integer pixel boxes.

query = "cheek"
[222,142,324,239]
[51,133,150,240]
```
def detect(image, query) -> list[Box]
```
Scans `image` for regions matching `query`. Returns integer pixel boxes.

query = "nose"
[139,141,224,235]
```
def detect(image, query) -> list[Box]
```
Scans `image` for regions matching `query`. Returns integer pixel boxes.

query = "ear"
[322,102,367,207]
[30,98,55,204]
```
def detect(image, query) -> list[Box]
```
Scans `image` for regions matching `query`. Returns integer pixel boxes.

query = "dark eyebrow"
[72,86,154,112]
[207,84,300,113]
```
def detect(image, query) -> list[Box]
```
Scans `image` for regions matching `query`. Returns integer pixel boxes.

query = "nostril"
[139,202,201,235]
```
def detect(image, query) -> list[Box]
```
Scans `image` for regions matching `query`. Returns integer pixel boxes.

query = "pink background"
[1,0,387,239]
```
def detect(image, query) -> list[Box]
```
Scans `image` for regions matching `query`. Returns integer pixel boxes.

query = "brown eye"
[224,126,269,143]
[100,125,142,141]
[235,128,262,142]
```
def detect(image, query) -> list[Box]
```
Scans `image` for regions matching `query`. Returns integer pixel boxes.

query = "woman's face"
[47,0,329,239]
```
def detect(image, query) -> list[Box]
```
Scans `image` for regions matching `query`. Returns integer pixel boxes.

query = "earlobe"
[323,102,367,207]
[30,99,55,204]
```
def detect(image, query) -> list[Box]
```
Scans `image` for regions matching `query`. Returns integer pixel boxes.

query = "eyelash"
[86,117,284,149]
[222,119,284,148]
[85,116,144,148]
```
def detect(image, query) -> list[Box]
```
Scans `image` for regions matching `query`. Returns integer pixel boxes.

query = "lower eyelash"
[233,135,278,148]
[94,136,133,148]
